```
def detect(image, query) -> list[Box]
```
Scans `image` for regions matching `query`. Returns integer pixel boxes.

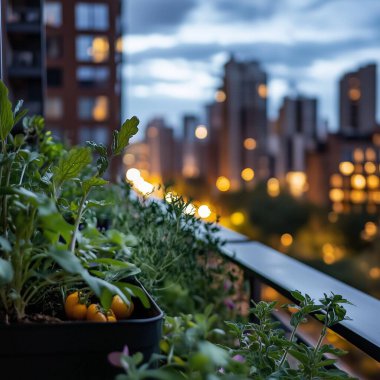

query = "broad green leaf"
[38,200,74,244]
[14,109,28,126]
[290,290,305,303]
[116,282,150,308]
[0,258,14,285]
[90,258,134,268]
[316,358,337,368]
[112,116,139,155]
[49,249,84,275]
[53,147,92,188]
[289,349,309,365]
[14,134,25,148]
[82,176,108,194]
[100,287,113,310]
[0,80,14,141]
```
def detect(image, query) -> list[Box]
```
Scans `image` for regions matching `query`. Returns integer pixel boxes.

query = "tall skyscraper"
[44,0,123,146]
[145,118,178,183]
[3,0,45,115]
[277,95,318,175]
[182,115,200,178]
[220,56,268,190]
[339,63,377,136]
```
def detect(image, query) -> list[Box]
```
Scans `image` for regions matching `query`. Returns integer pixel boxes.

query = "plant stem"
[278,322,299,368]
[69,191,88,253]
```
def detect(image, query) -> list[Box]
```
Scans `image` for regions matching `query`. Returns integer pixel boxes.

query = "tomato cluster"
[64,292,134,322]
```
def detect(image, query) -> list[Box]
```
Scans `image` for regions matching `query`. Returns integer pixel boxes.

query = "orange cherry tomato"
[111,295,134,319]
[86,304,117,322]
[65,291,87,320]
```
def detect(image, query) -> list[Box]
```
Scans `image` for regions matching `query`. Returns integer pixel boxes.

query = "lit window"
[75,3,109,31]
[44,2,62,28]
[257,84,268,98]
[78,96,109,121]
[45,97,63,119]
[76,35,109,62]
[77,66,110,88]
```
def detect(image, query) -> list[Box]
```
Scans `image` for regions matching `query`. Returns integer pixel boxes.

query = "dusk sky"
[123,0,380,136]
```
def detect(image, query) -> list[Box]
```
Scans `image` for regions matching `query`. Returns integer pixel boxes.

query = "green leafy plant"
[0,80,143,322]
[91,185,240,319]
[111,293,355,379]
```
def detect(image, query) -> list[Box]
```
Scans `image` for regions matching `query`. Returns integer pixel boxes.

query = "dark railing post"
[246,271,261,322]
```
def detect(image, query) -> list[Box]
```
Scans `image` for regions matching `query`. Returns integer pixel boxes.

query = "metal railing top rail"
[217,227,380,362]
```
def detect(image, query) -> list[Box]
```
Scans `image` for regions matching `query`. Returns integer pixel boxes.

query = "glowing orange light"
[329,189,344,202]
[215,90,226,102]
[267,178,280,197]
[348,88,361,101]
[364,162,376,174]
[353,148,364,162]
[351,174,366,190]
[230,212,245,226]
[243,138,256,150]
[216,176,230,192]
[280,233,293,247]
[241,168,254,181]
[339,161,354,176]
[350,190,366,204]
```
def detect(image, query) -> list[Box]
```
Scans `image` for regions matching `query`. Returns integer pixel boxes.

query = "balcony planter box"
[0,282,163,380]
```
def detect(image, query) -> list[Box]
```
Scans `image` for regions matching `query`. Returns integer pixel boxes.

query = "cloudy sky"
[123,0,380,135]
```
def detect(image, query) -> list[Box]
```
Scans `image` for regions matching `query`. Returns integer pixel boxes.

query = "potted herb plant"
[0,81,163,380]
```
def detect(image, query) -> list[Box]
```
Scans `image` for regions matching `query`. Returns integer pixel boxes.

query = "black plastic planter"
[0,285,163,380]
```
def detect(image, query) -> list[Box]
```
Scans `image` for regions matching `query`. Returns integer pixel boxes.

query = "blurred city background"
[1,0,380,377]
[1,0,379,298]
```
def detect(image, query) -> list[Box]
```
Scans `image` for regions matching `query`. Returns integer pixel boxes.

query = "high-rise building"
[1,0,124,176]
[277,95,318,176]
[44,0,123,146]
[339,63,377,136]
[220,56,268,190]
[182,115,200,178]
[145,118,178,183]
[3,0,45,115]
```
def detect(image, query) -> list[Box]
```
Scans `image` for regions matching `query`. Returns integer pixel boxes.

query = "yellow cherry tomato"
[65,291,87,320]
[86,304,107,322]
[111,295,134,319]
[86,304,117,322]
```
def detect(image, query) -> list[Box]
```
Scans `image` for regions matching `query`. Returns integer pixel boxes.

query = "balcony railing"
[216,226,380,363]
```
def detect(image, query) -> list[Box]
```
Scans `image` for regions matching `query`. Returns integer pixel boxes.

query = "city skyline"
[123,0,380,135]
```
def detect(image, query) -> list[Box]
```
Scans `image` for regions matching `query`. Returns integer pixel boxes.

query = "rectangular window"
[79,126,109,145]
[45,97,63,119]
[75,3,109,31]
[77,66,109,88]
[47,68,63,87]
[76,35,109,62]
[46,36,63,59]
[78,96,109,121]
[44,2,62,28]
